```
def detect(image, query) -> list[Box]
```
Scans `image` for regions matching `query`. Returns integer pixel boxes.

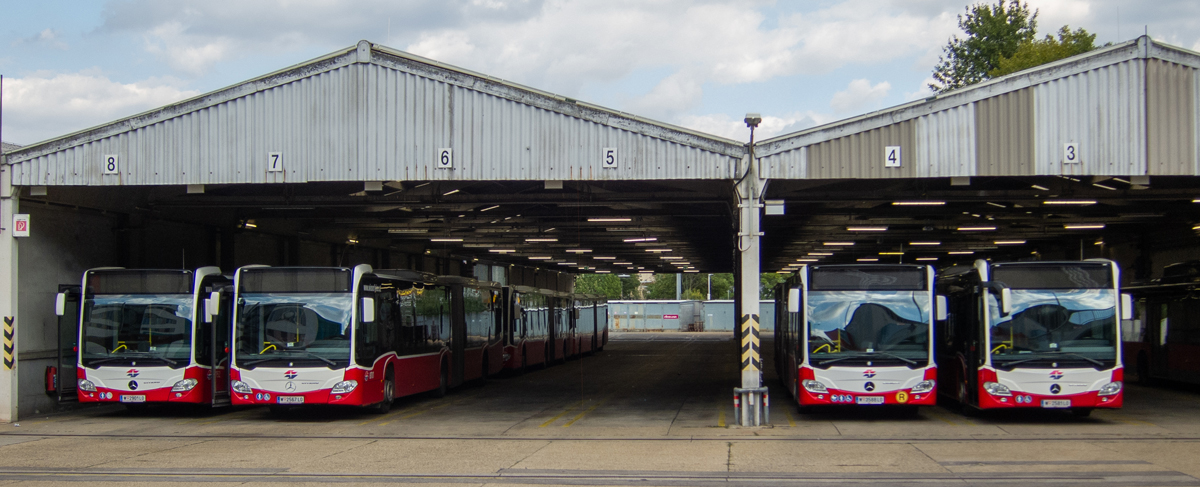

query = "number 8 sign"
[102,155,119,175]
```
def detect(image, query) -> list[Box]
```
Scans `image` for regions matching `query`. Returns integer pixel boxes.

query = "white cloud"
[906,77,938,101]
[1,72,198,145]
[12,28,68,50]
[830,79,891,114]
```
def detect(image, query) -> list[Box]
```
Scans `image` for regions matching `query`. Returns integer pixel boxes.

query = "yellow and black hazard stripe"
[739,314,760,371]
[3,316,14,370]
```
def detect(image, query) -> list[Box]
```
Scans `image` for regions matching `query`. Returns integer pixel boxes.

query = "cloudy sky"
[2,0,1199,146]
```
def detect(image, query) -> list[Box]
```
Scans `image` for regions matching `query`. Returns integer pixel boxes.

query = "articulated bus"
[937,260,1130,416]
[1122,261,1200,385]
[55,267,234,408]
[776,264,940,410]
[504,285,554,372]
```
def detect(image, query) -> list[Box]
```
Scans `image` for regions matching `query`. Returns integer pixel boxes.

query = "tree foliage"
[574,273,622,299]
[931,0,1037,93]
[988,26,1097,77]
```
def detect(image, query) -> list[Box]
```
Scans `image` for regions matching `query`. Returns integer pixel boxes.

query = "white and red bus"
[230,265,482,413]
[937,259,1129,416]
[57,267,234,408]
[503,285,553,372]
[776,264,940,411]
[1122,261,1200,385]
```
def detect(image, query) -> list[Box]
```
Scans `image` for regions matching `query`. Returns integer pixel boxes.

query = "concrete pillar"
[734,148,767,426]
[0,164,18,421]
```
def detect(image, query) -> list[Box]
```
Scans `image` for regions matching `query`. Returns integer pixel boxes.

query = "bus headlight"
[331,380,358,394]
[231,380,252,394]
[1098,381,1122,396]
[171,379,198,392]
[77,379,96,392]
[802,380,828,394]
[911,380,935,394]
[983,381,1011,397]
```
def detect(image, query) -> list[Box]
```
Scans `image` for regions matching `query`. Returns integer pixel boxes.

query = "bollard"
[733,393,741,426]
[733,387,769,426]
[763,391,770,425]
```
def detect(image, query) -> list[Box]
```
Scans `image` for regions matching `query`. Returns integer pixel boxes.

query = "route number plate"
[120,395,146,403]
[856,396,884,405]
[277,396,304,404]
[1042,399,1070,408]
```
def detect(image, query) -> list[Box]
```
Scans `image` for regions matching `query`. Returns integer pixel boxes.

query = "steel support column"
[0,162,18,422]
[734,114,766,426]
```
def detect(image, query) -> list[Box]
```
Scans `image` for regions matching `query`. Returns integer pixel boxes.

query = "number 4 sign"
[884,146,901,168]
[12,214,30,237]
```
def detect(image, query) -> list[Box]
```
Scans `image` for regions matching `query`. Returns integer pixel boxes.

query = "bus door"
[450,285,466,387]
[53,285,80,403]
[208,285,233,407]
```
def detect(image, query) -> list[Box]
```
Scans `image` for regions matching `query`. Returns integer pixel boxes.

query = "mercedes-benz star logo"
[864,382,876,392]
[1050,384,1061,394]
[285,382,296,392]
[128,380,139,391]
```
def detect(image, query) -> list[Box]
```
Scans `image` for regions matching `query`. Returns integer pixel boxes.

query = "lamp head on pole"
[744,113,762,128]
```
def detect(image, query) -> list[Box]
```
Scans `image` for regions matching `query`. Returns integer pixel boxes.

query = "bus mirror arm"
[55,293,66,317]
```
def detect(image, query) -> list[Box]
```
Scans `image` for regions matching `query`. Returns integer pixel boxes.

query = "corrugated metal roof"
[758,36,1200,178]
[6,41,744,186]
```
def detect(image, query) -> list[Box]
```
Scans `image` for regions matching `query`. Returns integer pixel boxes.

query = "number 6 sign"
[437,148,453,169]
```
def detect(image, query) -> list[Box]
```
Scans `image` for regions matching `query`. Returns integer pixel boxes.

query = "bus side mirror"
[204,292,220,323]
[1000,288,1012,317]
[361,297,376,323]
[55,293,66,316]
[786,288,800,313]
[1121,293,1133,320]
[936,295,948,321]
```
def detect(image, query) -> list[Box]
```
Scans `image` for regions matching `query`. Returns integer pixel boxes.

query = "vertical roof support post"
[0,161,19,422]
[735,114,767,426]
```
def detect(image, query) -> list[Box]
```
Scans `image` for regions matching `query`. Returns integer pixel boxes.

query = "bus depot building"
[2,35,1200,422]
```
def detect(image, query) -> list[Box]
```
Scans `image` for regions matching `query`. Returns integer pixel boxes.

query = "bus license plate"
[277,396,304,404]
[1041,399,1070,408]
[856,396,884,405]
[120,395,145,403]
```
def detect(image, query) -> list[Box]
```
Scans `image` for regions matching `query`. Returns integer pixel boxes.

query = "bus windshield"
[81,294,194,369]
[807,290,931,367]
[988,288,1117,369]
[235,293,352,369]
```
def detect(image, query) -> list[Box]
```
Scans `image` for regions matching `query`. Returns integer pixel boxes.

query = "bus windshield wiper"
[813,351,917,366]
[996,352,1104,368]
[241,350,337,368]
[87,352,177,366]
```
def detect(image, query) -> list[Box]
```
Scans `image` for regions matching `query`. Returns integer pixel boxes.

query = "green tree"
[574,273,622,299]
[619,275,642,299]
[931,0,1038,93]
[760,273,787,299]
[645,273,678,300]
[989,26,1097,77]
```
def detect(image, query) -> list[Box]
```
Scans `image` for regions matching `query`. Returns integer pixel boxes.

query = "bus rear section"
[503,286,553,372]
[937,260,1128,416]
[230,265,453,413]
[778,265,939,410]
[64,267,232,407]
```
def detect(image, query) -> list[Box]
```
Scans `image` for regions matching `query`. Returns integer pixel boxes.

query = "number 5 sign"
[602,148,617,169]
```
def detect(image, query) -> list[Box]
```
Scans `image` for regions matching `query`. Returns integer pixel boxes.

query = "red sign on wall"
[664,314,680,319]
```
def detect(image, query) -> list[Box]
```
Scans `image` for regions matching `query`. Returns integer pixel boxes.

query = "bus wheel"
[372,375,394,414]
[1071,408,1094,418]
[433,362,448,398]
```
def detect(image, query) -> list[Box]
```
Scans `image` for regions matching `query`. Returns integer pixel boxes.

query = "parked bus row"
[775,260,1129,417]
[49,265,608,413]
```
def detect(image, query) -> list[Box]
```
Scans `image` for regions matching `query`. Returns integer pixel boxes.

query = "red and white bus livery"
[62,267,233,407]
[777,265,939,410]
[230,265,471,413]
[937,260,1129,416]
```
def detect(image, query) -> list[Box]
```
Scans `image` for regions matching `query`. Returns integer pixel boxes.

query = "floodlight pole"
[735,113,766,427]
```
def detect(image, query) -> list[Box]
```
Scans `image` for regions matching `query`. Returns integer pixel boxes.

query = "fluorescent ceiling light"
[645,249,672,253]
[857,258,879,262]
[661,256,684,260]
[442,189,460,196]
[593,256,616,260]
[480,205,500,212]
[528,256,552,260]
[557,262,578,266]
[879,252,904,256]
[948,251,975,255]
[808,252,833,256]
[892,201,945,206]
[847,226,888,232]
[986,202,1006,208]
[624,237,657,242]
[525,238,558,242]
[488,249,516,253]
[916,257,938,261]
[909,241,941,246]
[1043,200,1096,205]
[346,238,359,245]
[388,228,427,234]
[1093,183,1117,191]
[430,238,464,242]
[614,262,633,265]
[797,258,818,262]
[566,249,592,253]
[824,242,855,246]
[589,218,632,222]
[957,226,996,231]
[685,270,700,273]
[1031,184,1050,191]
[462,243,494,248]
[596,270,611,273]
[1064,224,1106,229]
[995,240,1026,245]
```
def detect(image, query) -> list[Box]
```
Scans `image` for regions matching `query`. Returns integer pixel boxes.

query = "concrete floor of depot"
[1,331,1199,486]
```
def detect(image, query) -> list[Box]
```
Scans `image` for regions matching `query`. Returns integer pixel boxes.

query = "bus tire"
[1071,408,1094,418]
[433,361,448,398]
[371,374,394,414]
